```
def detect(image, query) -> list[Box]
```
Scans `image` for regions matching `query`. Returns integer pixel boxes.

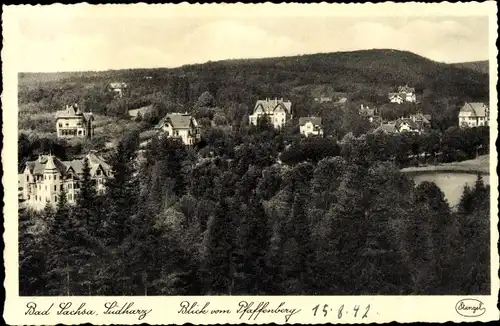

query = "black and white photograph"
[3,3,497,322]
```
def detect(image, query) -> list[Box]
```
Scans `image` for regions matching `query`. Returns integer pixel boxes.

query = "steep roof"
[396,118,419,130]
[459,102,488,117]
[55,104,92,120]
[155,113,196,129]
[299,117,323,126]
[254,98,292,115]
[24,152,111,177]
[374,123,397,134]
[388,92,405,99]
[410,113,431,124]
[398,85,415,93]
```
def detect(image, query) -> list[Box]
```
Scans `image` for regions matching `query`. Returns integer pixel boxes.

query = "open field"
[401,154,490,174]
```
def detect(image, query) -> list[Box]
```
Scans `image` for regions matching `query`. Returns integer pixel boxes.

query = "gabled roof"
[360,107,376,116]
[410,113,431,124]
[388,92,405,99]
[55,104,92,120]
[24,152,111,178]
[254,98,292,115]
[374,123,397,134]
[395,118,419,130]
[155,113,196,129]
[397,85,415,93]
[459,102,488,117]
[299,117,323,127]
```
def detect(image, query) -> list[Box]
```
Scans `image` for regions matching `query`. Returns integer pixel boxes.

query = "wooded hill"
[19,49,489,105]
[451,60,489,74]
[18,49,489,139]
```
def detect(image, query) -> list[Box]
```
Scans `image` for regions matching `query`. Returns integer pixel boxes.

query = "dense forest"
[19,119,490,296]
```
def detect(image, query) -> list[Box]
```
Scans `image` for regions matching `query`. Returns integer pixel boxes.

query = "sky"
[8,4,491,72]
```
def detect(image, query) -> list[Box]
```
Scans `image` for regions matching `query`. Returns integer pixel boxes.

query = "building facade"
[249,98,292,129]
[299,117,324,137]
[458,102,489,128]
[155,113,201,146]
[388,85,417,103]
[55,104,94,139]
[108,82,128,98]
[21,152,112,210]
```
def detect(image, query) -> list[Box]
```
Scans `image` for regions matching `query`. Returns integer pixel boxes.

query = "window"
[69,183,73,189]
[60,185,63,191]
[54,185,57,191]
[54,196,58,202]
[45,186,47,191]
[96,169,101,176]
[66,123,69,127]
[59,123,62,127]
[54,175,57,180]
[26,175,29,181]
[49,175,51,180]
[44,175,46,180]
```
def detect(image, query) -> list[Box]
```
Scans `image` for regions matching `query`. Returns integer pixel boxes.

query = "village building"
[395,118,423,133]
[458,102,489,128]
[388,85,417,103]
[108,82,128,98]
[299,117,324,137]
[155,113,201,146]
[409,112,432,126]
[20,152,111,210]
[373,122,398,134]
[359,104,376,117]
[314,96,333,103]
[55,103,94,139]
[249,98,292,129]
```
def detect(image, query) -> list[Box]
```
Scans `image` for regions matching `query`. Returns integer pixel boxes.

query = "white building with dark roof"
[249,98,292,129]
[55,104,94,139]
[155,113,201,146]
[108,82,128,98]
[299,117,324,137]
[458,102,489,128]
[21,152,112,210]
[388,85,417,103]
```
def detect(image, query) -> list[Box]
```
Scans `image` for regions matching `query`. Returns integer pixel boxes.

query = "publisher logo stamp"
[455,299,486,317]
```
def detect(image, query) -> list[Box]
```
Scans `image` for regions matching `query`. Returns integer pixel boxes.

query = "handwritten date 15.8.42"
[312,304,370,319]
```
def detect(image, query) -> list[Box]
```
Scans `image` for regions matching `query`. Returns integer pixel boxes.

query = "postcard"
[2,2,499,324]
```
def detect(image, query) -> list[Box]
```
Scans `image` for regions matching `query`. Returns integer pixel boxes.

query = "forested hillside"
[19,122,490,296]
[451,60,489,74]
[19,49,489,138]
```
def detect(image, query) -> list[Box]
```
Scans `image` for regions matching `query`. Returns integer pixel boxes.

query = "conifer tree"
[104,139,139,244]
[75,157,99,233]
[236,196,272,293]
[202,198,237,294]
